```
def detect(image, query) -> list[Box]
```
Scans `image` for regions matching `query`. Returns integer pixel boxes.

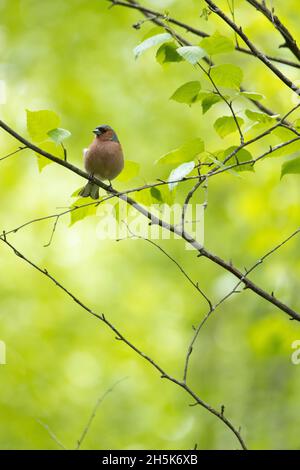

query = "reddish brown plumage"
[79,125,124,199]
[84,136,124,181]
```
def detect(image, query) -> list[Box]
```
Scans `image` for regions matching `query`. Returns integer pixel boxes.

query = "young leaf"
[281,156,300,179]
[26,109,60,143]
[71,186,85,197]
[47,127,71,144]
[201,93,222,114]
[223,146,254,172]
[35,141,64,172]
[176,46,206,65]
[156,138,205,165]
[37,156,52,172]
[214,116,244,138]
[200,31,234,56]
[263,128,300,158]
[170,81,201,105]
[117,160,140,182]
[156,42,183,64]
[168,161,195,190]
[210,64,243,89]
[133,188,153,206]
[245,109,278,123]
[133,33,172,59]
[150,187,163,202]
[240,91,265,101]
[142,26,165,40]
[69,198,97,226]
[294,118,300,129]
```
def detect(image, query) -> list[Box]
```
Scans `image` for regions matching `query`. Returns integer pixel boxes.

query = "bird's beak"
[93,128,101,135]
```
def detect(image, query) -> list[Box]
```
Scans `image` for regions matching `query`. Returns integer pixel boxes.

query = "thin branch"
[181,171,204,234]
[107,0,300,69]
[76,377,128,449]
[204,0,300,94]
[44,215,59,247]
[236,46,300,69]
[246,0,300,61]
[108,0,300,133]
[119,224,212,310]
[36,419,66,450]
[0,236,247,450]
[183,226,300,383]
[222,102,300,165]
[0,146,27,162]
[0,119,299,321]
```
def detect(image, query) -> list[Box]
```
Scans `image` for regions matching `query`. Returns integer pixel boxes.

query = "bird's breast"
[84,140,124,181]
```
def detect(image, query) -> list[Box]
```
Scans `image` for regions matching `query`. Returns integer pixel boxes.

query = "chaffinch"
[79,125,124,199]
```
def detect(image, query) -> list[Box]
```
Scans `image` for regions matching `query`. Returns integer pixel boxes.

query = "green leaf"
[240,91,265,101]
[71,186,85,197]
[168,161,195,190]
[35,141,64,172]
[142,26,165,40]
[26,109,60,143]
[133,188,153,206]
[223,146,254,172]
[133,33,172,59]
[150,187,163,202]
[294,118,300,129]
[281,156,300,178]
[170,81,201,105]
[176,46,206,64]
[117,160,140,182]
[156,138,205,165]
[200,31,234,55]
[69,197,97,226]
[245,109,278,123]
[214,116,244,138]
[273,126,295,141]
[47,127,71,144]
[210,64,243,89]
[113,200,126,223]
[156,42,183,64]
[270,139,300,158]
[201,93,222,114]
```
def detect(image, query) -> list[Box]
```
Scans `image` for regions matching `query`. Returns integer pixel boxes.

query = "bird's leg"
[107,180,113,191]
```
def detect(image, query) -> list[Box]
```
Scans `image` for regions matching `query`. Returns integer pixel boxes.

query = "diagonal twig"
[0,236,247,449]
[76,377,128,449]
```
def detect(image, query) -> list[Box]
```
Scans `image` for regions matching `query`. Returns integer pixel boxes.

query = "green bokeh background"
[0,0,300,450]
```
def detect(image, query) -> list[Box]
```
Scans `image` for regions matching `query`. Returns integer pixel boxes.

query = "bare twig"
[183,227,300,382]
[76,377,128,449]
[0,119,299,321]
[246,0,300,61]
[0,146,27,162]
[204,0,300,94]
[107,0,300,69]
[120,224,213,310]
[108,0,300,132]
[0,236,247,450]
[36,419,66,450]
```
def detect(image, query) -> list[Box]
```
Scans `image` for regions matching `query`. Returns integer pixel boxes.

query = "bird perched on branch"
[79,125,124,199]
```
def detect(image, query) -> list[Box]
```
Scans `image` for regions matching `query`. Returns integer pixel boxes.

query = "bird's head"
[93,125,119,142]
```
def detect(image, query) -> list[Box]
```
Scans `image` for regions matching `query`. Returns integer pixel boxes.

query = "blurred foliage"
[0,0,300,450]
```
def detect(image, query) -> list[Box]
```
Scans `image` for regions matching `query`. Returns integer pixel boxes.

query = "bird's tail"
[79,182,99,200]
